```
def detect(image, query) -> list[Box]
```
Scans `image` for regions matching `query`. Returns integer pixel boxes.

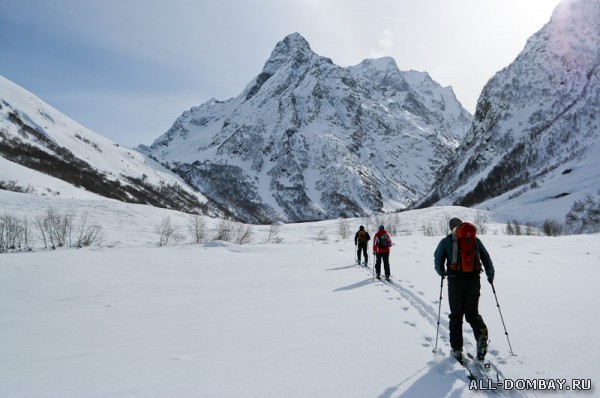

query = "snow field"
[1,196,598,397]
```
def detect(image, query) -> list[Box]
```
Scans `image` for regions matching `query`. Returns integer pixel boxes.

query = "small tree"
[0,214,33,252]
[74,212,103,248]
[264,222,283,244]
[421,218,448,237]
[542,219,563,237]
[363,216,373,235]
[213,219,235,242]
[233,223,253,245]
[505,220,522,236]
[34,207,71,249]
[316,228,327,241]
[421,222,436,237]
[187,214,207,244]
[565,194,600,234]
[337,217,350,239]
[155,216,178,246]
[386,213,400,236]
[524,222,538,236]
[473,212,488,235]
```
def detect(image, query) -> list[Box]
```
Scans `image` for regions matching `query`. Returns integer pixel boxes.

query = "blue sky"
[1,0,561,147]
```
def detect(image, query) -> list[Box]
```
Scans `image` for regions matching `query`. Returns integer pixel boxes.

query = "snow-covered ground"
[1,190,598,397]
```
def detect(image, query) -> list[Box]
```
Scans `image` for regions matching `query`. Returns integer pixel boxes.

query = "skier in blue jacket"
[434,217,495,362]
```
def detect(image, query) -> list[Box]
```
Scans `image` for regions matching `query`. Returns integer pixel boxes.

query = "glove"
[487,276,494,284]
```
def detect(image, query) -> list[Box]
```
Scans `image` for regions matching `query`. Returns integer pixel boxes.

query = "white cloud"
[369,30,396,59]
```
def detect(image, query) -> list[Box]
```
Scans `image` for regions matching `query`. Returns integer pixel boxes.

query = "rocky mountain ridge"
[141,33,472,223]
[418,0,600,226]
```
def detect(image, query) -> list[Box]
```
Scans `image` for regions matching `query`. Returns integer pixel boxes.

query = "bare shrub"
[187,215,207,244]
[211,219,253,245]
[473,212,488,234]
[155,216,178,246]
[421,218,448,237]
[384,213,400,236]
[368,213,401,236]
[0,214,33,252]
[33,208,102,249]
[505,220,522,236]
[524,222,538,236]
[212,219,235,242]
[316,228,327,241]
[34,207,71,249]
[73,212,103,248]
[233,224,253,245]
[504,220,538,236]
[542,219,563,237]
[337,217,350,239]
[264,222,284,244]
[421,222,436,237]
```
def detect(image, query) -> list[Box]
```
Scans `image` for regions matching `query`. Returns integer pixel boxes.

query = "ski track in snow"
[353,263,537,398]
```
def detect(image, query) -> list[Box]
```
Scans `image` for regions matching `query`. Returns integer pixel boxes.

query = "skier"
[434,217,495,362]
[373,225,392,281]
[354,225,371,266]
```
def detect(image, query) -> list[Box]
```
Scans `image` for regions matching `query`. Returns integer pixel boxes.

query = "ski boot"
[451,348,464,363]
[477,329,488,360]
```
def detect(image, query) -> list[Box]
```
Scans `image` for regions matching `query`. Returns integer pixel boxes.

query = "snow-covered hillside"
[420,0,600,226]
[1,188,598,398]
[0,75,225,217]
[141,33,472,223]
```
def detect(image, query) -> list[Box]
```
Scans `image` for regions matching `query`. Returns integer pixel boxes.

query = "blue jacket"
[434,234,494,279]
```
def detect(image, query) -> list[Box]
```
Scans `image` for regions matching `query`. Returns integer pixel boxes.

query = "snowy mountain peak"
[275,32,313,54]
[349,57,408,90]
[551,0,600,24]
[142,33,472,223]
[262,32,317,75]
[356,57,399,72]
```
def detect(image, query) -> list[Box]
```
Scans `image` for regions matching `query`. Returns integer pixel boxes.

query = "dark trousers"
[375,252,390,277]
[447,276,487,350]
[357,242,368,263]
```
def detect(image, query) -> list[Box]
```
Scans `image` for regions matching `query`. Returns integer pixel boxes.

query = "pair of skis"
[356,259,392,283]
[355,256,391,282]
[455,352,504,392]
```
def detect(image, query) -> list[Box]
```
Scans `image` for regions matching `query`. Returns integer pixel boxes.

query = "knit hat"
[379,225,385,231]
[359,225,365,230]
[449,218,462,230]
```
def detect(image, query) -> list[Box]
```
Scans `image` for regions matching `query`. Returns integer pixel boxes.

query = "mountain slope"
[141,33,472,223]
[418,0,600,224]
[0,74,232,217]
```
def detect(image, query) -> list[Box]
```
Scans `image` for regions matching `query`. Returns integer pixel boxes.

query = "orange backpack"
[358,230,367,242]
[450,222,482,273]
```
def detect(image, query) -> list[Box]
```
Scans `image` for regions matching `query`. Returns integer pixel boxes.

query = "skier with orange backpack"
[434,217,495,362]
[354,225,371,266]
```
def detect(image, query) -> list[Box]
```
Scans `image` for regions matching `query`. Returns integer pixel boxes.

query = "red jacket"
[373,229,392,254]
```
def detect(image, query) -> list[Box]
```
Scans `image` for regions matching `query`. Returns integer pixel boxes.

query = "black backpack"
[378,233,390,249]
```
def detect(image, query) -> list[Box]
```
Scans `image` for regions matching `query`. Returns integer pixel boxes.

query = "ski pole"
[433,275,444,354]
[490,281,514,355]
[372,251,375,279]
